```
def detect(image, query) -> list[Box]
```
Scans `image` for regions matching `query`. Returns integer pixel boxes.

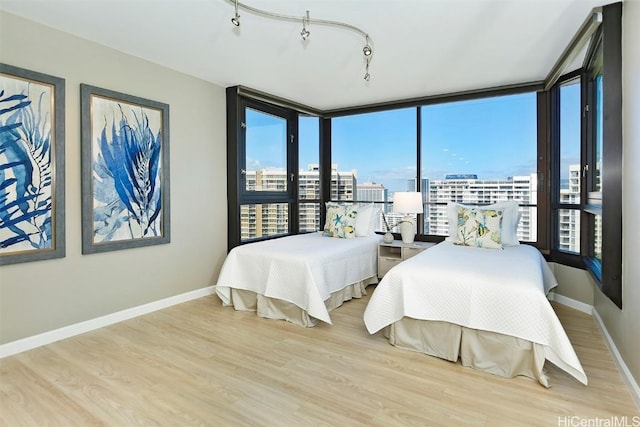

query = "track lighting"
[300,11,310,40]
[226,0,374,81]
[231,0,240,26]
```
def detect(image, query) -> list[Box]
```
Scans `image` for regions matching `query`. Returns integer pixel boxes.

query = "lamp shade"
[393,192,423,214]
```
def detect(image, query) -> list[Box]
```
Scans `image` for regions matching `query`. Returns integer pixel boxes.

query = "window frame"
[547,2,622,308]
[226,89,299,248]
[549,71,582,266]
[583,2,622,308]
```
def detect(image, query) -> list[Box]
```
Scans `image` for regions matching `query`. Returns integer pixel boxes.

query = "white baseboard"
[0,286,216,359]
[592,310,640,410]
[547,291,594,315]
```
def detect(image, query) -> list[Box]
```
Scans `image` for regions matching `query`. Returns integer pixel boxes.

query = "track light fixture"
[226,0,374,81]
[231,0,240,26]
[300,10,310,40]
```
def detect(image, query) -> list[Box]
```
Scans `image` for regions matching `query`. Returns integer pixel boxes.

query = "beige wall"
[550,263,595,306]
[592,0,640,389]
[0,12,228,344]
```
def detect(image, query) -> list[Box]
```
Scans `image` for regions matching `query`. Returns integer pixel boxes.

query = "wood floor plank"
[1,288,638,426]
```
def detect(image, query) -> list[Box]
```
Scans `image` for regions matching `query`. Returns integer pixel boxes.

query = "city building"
[425,174,538,241]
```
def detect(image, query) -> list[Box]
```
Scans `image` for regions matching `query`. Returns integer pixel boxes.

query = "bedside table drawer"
[378,257,402,278]
[403,247,424,260]
[378,241,436,278]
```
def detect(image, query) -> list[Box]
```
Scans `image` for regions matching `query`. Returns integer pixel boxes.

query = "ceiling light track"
[226,0,374,81]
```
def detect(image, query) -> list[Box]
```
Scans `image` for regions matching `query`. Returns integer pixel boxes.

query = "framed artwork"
[0,64,66,266]
[80,84,170,254]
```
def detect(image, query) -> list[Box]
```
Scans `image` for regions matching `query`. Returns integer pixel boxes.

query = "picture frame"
[0,64,66,266]
[80,84,170,254]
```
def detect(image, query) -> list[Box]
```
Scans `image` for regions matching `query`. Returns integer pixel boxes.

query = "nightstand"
[378,240,436,278]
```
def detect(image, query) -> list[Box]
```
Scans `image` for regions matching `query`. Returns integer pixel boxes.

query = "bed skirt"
[385,317,549,387]
[228,276,378,327]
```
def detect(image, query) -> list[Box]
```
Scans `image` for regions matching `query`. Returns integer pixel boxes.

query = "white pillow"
[354,203,381,236]
[446,201,520,246]
[368,205,382,235]
[355,203,373,236]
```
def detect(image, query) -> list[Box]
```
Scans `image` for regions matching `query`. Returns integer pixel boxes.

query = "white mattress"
[215,232,382,324]
[363,241,587,385]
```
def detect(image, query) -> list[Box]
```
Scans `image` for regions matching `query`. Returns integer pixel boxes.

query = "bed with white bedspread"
[363,241,587,387]
[215,231,381,326]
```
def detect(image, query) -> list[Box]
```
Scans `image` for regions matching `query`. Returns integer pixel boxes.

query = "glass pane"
[560,81,581,204]
[240,203,288,241]
[595,74,603,192]
[332,108,417,213]
[517,205,537,243]
[299,116,319,201]
[558,209,580,253]
[245,108,287,192]
[299,202,320,232]
[420,93,538,240]
[593,214,602,261]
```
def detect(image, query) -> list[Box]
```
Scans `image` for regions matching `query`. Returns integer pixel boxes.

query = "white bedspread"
[363,242,587,385]
[216,232,382,324]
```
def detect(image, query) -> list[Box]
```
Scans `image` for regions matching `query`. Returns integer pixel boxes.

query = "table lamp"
[393,192,424,244]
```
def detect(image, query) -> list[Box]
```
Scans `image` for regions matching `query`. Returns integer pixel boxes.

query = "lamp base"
[399,215,415,244]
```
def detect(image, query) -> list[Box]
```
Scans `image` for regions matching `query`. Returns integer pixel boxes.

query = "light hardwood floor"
[1,288,638,426]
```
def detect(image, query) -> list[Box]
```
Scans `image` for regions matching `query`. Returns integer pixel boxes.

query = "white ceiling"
[0,0,607,111]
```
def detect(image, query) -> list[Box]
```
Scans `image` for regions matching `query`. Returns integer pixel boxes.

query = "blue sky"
[249,87,581,193]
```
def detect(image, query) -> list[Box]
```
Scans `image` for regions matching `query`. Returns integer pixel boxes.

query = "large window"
[229,88,539,247]
[227,93,297,247]
[420,93,538,241]
[331,108,417,232]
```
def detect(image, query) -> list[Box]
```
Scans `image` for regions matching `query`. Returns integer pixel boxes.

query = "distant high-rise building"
[298,165,321,233]
[357,182,387,203]
[426,174,538,242]
[406,178,429,192]
[558,164,581,252]
[241,164,357,239]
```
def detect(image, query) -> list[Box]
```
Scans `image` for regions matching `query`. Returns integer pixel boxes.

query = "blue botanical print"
[92,103,162,242]
[0,84,53,252]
